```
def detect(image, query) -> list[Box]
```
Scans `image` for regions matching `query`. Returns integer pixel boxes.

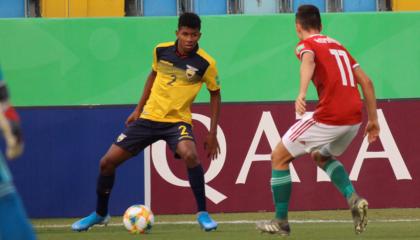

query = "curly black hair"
[178,12,201,30]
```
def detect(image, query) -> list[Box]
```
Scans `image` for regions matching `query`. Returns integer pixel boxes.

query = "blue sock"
[0,191,36,240]
[187,165,206,212]
[96,174,115,216]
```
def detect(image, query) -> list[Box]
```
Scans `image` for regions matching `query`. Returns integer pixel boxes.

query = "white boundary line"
[144,146,151,208]
[34,219,420,229]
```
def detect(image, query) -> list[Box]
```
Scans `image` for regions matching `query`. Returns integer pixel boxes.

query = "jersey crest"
[186,65,198,80]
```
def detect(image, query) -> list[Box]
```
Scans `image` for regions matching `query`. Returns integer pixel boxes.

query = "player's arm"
[202,59,221,160]
[125,70,157,126]
[205,89,221,160]
[354,67,380,143]
[296,52,315,116]
[0,80,23,159]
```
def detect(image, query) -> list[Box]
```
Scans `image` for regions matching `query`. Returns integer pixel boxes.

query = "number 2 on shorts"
[178,125,188,136]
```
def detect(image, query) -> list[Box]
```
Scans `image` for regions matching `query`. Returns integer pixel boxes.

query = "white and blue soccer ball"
[123,204,154,234]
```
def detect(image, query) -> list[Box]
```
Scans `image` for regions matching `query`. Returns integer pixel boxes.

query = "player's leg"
[0,156,36,240]
[176,142,204,204]
[312,123,360,200]
[0,191,36,240]
[256,141,294,236]
[96,144,133,215]
[165,122,217,231]
[71,144,132,231]
[72,119,154,231]
[271,142,294,221]
[257,116,320,235]
[177,140,219,231]
[312,124,368,234]
[176,140,206,210]
[312,151,355,200]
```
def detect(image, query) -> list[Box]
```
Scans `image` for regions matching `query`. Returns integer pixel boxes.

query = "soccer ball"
[123,204,154,234]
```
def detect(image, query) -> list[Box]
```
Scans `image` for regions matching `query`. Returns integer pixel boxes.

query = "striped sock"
[271,169,292,220]
[322,159,355,199]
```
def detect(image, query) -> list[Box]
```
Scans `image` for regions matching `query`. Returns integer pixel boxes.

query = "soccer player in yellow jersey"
[72,12,220,232]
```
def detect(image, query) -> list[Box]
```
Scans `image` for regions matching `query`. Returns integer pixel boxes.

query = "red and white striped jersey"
[295,34,363,125]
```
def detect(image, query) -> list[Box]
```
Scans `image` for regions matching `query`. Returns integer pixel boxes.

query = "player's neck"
[302,30,321,40]
[176,41,192,56]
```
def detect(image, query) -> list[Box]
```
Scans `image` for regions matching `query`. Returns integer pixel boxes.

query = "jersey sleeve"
[151,46,158,71]
[0,67,18,122]
[345,49,359,69]
[203,60,220,91]
[295,40,314,61]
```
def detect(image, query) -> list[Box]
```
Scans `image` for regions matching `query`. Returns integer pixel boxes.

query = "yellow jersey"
[140,41,220,124]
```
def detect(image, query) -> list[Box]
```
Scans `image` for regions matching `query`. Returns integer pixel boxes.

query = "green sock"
[271,169,292,220]
[322,159,355,199]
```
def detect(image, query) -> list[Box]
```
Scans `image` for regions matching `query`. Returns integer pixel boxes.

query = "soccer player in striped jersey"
[256,4,380,236]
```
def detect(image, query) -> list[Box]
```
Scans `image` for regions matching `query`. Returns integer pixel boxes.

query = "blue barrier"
[143,0,177,16]
[8,106,146,218]
[243,0,279,14]
[0,0,25,18]
[194,0,227,15]
[293,0,326,12]
[343,0,376,12]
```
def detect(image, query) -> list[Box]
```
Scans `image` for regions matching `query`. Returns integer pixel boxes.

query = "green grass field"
[34,208,420,240]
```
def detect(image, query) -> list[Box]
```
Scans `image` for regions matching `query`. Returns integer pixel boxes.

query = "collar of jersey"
[309,34,323,38]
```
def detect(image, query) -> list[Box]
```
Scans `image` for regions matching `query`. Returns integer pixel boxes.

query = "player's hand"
[295,94,306,116]
[364,120,380,143]
[204,133,220,160]
[5,120,24,160]
[125,110,140,127]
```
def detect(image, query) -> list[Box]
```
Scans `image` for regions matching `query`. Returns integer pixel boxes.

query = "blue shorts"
[114,118,195,158]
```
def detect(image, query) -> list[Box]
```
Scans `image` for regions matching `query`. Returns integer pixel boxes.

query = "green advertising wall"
[0,12,419,106]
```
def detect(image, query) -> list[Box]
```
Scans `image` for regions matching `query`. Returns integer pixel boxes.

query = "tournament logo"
[296,44,305,54]
[186,65,198,80]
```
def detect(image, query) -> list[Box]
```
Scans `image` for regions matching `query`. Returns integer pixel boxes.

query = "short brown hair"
[295,5,321,31]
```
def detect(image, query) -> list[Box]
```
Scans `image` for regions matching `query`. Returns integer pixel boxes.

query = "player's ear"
[295,22,301,32]
[295,23,302,38]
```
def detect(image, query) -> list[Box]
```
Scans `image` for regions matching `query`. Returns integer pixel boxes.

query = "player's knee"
[271,150,289,168]
[181,150,199,167]
[99,157,117,175]
[271,151,280,164]
[311,151,331,168]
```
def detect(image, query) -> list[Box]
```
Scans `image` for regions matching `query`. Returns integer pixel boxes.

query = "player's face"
[176,27,201,54]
